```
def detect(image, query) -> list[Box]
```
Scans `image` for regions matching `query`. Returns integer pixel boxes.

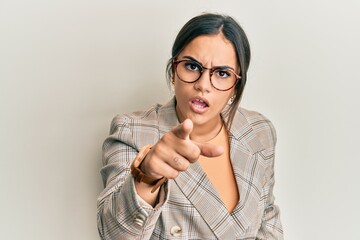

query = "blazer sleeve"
[256,119,284,240]
[97,115,168,240]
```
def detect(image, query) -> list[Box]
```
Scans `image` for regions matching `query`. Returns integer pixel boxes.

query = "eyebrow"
[182,55,236,71]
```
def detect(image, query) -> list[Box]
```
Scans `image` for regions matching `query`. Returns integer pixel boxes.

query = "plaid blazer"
[97,98,283,240]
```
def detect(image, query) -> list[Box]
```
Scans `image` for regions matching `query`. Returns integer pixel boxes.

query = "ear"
[170,77,175,93]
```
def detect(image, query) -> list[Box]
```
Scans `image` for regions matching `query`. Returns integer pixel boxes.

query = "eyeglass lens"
[176,60,237,91]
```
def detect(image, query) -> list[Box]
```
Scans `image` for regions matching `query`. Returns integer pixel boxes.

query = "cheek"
[174,81,190,102]
[213,94,232,111]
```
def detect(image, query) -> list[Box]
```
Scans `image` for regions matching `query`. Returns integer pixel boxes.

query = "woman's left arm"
[256,153,284,239]
[256,117,284,240]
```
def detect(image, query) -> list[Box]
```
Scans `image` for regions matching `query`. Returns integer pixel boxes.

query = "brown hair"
[166,13,251,128]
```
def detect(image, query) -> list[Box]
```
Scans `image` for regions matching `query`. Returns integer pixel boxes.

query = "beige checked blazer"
[97,98,283,240]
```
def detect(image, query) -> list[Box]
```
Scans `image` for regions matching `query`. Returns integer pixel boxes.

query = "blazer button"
[170,226,181,237]
[134,213,147,227]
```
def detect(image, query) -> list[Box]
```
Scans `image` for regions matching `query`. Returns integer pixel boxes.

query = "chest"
[198,127,239,212]
[198,149,239,212]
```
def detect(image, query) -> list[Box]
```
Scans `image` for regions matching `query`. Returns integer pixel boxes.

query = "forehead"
[178,34,237,67]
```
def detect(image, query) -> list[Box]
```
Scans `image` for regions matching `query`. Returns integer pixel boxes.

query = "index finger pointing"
[172,119,193,140]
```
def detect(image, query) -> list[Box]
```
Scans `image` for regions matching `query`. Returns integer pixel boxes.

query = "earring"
[229,95,236,104]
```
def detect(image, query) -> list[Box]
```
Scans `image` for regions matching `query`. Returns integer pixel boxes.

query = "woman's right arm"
[97,116,222,239]
[97,115,167,240]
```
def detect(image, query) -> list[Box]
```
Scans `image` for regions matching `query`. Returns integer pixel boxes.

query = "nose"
[194,69,212,93]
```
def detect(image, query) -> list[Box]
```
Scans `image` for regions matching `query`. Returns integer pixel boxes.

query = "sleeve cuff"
[130,175,169,213]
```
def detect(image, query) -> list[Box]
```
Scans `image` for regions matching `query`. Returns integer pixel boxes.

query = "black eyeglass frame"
[173,59,241,91]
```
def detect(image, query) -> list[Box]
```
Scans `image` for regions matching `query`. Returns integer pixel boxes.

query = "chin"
[187,114,210,126]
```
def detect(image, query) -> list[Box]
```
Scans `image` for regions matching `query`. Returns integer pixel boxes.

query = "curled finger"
[169,156,190,171]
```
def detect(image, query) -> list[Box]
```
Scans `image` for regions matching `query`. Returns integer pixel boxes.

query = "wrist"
[131,144,167,193]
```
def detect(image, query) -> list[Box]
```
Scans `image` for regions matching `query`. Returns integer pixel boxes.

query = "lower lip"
[189,100,209,114]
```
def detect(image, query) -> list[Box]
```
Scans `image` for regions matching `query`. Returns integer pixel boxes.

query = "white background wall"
[1,1,359,239]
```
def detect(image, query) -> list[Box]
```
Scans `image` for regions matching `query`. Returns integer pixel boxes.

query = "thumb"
[172,118,193,140]
[196,142,224,158]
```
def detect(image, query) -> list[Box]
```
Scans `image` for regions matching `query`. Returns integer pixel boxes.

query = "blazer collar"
[222,104,265,154]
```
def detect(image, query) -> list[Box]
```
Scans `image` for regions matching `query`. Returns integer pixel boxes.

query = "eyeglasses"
[173,59,241,91]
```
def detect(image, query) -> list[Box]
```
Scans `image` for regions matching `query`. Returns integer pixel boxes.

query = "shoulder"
[236,107,277,150]
[107,100,179,148]
[110,103,163,133]
[238,108,277,135]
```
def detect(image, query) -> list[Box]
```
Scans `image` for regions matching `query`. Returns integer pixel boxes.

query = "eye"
[184,61,201,72]
[216,69,231,79]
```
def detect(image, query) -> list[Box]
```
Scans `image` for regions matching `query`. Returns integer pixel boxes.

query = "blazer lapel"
[227,108,266,235]
[174,162,236,239]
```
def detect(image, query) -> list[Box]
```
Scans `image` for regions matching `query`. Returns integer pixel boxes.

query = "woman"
[97,13,283,239]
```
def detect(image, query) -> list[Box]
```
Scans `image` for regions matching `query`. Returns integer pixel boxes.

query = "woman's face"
[174,34,238,128]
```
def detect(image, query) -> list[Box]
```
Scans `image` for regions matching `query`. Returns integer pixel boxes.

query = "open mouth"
[189,97,209,113]
[192,99,208,108]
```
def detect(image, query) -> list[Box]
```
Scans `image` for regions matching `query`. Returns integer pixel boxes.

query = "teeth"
[194,103,205,108]
[196,98,204,103]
